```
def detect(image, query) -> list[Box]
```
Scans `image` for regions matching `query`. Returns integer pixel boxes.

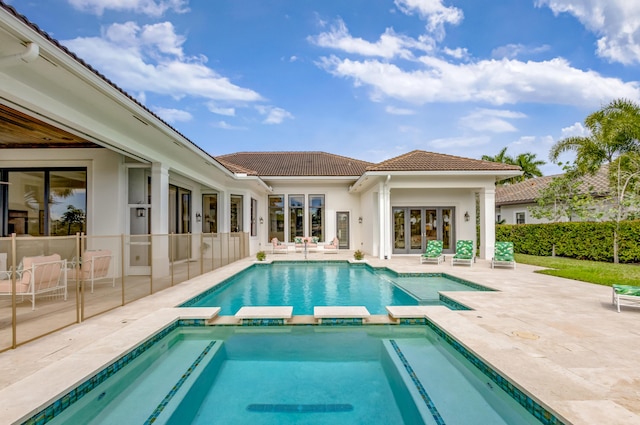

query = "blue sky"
[9,0,640,175]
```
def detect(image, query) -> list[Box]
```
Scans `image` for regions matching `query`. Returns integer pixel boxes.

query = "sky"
[7,0,640,175]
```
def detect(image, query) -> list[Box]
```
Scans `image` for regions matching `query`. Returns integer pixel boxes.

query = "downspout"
[0,42,39,68]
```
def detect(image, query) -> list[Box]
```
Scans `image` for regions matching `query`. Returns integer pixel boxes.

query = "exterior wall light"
[196,212,202,222]
[464,211,470,222]
[259,217,264,225]
[358,217,363,224]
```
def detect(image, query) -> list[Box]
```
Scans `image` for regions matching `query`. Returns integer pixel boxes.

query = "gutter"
[0,42,38,67]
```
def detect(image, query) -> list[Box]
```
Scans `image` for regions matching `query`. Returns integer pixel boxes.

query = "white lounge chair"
[0,254,67,310]
[271,238,288,254]
[67,250,115,293]
[612,285,640,313]
[324,237,339,254]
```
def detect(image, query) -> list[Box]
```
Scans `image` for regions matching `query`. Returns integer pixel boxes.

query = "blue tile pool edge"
[25,318,566,425]
[178,261,495,309]
[21,319,206,425]
[424,318,566,425]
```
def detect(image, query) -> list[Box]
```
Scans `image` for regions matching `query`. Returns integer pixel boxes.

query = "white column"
[151,162,169,276]
[378,184,385,260]
[479,187,496,260]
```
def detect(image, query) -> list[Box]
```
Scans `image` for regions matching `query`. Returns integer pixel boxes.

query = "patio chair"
[294,236,305,252]
[324,237,339,254]
[67,250,115,293]
[0,254,67,310]
[451,240,474,267]
[271,238,288,254]
[491,242,516,269]
[612,284,640,313]
[420,240,444,264]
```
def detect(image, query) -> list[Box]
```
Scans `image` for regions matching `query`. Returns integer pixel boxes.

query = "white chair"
[323,237,339,254]
[67,250,115,293]
[0,254,67,310]
[271,238,288,254]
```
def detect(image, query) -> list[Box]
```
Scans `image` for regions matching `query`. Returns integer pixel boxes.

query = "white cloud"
[428,135,490,149]
[212,121,246,130]
[491,43,551,59]
[256,106,294,124]
[63,22,263,103]
[394,0,463,41]
[560,121,589,138]
[317,55,640,107]
[309,18,434,59]
[536,0,640,64]
[386,105,416,115]
[442,47,469,60]
[460,109,526,133]
[153,106,192,123]
[68,0,188,17]
[206,102,236,117]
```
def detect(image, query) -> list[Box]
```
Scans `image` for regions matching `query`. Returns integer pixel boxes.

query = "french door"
[392,207,454,254]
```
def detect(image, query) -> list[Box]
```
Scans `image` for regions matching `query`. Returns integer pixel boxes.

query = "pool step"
[384,339,533,425]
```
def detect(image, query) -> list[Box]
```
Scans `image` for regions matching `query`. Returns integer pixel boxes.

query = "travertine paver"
[0,252,638,425]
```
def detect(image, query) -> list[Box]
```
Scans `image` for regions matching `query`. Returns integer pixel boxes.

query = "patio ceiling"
[0,103,98,149]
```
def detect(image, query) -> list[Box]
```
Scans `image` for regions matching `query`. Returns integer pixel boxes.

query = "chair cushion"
[453,240,473,259]
[423,240,443,257]
[494,242,514,261]
[613,284,640,297]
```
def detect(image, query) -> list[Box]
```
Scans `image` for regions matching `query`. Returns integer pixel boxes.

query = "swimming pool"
[181,262,490,314]
[40,324,549,425]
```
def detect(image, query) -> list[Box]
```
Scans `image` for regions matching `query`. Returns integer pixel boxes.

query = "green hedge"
[496,220,640,263]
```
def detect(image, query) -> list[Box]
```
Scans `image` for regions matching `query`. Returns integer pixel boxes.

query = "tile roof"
[366,150,522,172]
[496,165,610,205]
[215,152,373,176]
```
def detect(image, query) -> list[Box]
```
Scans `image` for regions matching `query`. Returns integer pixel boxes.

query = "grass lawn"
[515,253,640,286]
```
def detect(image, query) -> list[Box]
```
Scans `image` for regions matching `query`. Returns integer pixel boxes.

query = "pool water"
[182,262,487,314]
[46,326,543,425]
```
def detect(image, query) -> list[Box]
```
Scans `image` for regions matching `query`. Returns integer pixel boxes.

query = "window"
[202,194,217,233]
[268,195,284,241]
[289,195,304,242]
[308,195,324,242]
[2,169,87,236]
[516,212,526,224]
[230,195,243,232]
[251,198,257,237]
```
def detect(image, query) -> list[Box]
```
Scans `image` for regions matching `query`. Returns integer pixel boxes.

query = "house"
[495,166,610,224]
[0,2,521,275]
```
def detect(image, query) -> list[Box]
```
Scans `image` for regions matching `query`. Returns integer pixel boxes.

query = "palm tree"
[512,152,545,182]
[481,147,513,164]
[550,98,640,173]
[482,147,545,184]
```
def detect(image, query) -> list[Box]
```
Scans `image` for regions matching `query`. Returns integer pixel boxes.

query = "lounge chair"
[451,240,474,267]
[612,284,640,313]
[271,238,288,254]
[0,254,67,310]
[323,237,339,254]
[307,236,319,251]
[492,241,516,269]
[67,250,115,293]
[420,240,444,264]
[294,236,305,252]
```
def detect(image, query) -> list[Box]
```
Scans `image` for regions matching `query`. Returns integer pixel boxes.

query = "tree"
[512,152,545,182]
[482,147,545,184]
[60,205,85,235]
[529,163,599,222]
[549,98,640,262]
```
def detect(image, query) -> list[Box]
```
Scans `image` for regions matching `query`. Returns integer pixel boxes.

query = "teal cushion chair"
[451,240,474,267]
[491,241,516,269]
[420,240,444,264]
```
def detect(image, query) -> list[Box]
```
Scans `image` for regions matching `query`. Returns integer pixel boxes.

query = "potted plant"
[353,250,364,261]
[256,250,267,261]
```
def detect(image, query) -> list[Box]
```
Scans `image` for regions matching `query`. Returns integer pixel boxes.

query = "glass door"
[392,207,455,254]
[336,211,350,249]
